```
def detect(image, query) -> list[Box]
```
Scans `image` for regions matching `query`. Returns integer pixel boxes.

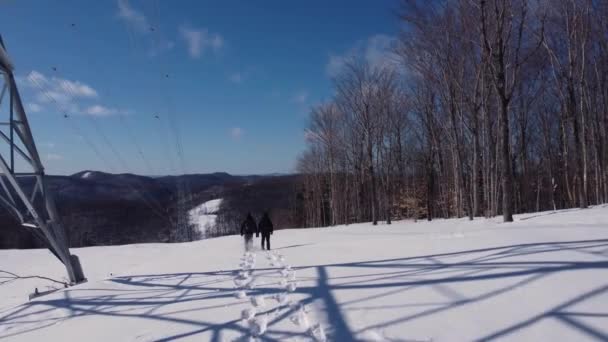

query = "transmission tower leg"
[0,36,86,284]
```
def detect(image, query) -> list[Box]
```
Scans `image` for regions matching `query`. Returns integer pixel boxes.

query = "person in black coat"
[240,212,258,251]
[258,211,274,250]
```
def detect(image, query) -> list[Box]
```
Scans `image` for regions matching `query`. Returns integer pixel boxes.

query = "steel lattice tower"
[0,36,85,284]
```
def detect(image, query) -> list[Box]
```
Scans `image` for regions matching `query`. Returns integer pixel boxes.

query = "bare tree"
[294,0,607,229]
[479,0,544,221]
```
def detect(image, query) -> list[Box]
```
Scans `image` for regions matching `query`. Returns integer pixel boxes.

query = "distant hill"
[0,172,300,249]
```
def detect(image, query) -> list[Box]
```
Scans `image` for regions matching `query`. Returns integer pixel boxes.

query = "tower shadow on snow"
[1,239,607,341]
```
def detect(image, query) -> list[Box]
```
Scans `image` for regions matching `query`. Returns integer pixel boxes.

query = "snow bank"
[1,206,608,341]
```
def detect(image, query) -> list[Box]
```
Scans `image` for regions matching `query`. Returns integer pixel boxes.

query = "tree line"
[296,0,608,227]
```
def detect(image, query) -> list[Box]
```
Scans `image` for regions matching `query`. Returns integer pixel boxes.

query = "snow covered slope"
[1,206,608,341]
[189,198,223,238]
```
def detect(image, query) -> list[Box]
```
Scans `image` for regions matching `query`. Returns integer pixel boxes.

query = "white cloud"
[229,72,243,84]
[25,70,98,103]
[57,79,97,98]
[292,91,309,104]
[41,142,56,149]
[27,103,42,113]
[116,0,174,57]
[230,127,243,140]
[35,91,70,106]
[22,70,125,117]
[45,153,64,161]
[27,70,47,85]
[179,26,224,59]
[84,105,124,117]
[117,0,149,33]
[326,34,399,78]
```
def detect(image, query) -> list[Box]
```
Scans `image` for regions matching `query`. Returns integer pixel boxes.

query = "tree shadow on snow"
[517,207,582,221]
[272,244,313,250]
[0,239,607,341]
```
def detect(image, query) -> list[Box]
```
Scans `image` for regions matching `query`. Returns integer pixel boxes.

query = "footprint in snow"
[274,293,289,305]
[310,324,327,342]
[250,295,266,308]
[268,307,282,319]
[248,314,268,337]
[234,276,251,288]
[286,282,298,292]
[268,254,278,266]
[289,302,309,312]
[241,308,256,321]
[290,305,310,329]
[246,280,257,290]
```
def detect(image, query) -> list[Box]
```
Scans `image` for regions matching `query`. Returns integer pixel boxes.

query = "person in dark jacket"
[258,211,274,250]
[240,212,258,251]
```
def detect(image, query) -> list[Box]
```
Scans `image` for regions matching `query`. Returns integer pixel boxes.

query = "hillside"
[1,206,607,341]
[0,172,299,249]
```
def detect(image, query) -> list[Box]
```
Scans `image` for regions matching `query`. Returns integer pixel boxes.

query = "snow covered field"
[1,206,608,341]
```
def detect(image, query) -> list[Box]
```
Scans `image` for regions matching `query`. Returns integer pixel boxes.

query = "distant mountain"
[55,171,172,202]
[157,172,238,193]
[0,171,300,249]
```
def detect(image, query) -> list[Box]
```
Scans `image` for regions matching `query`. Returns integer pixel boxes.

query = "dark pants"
[261,233,271,250]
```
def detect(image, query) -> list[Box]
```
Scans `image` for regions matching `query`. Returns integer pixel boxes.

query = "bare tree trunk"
[500,97,514,221]
[367,139,379,225]
[571,86,588,208]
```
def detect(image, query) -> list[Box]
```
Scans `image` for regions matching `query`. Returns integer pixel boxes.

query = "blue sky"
[0,0,398,175]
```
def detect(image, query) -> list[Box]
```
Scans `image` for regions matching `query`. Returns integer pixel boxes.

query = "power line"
[145,3,195,240]
[113,1,195,240]
[66,23,158,177]
[28,75,171,224]
[60,23,175,225]
[59,75,171,222]
[116,6,181,178]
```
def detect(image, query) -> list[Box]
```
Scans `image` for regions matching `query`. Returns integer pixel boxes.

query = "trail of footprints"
[233,251,327,341]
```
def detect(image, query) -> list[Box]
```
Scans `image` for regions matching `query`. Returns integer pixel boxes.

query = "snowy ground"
[189,198,223,238]
[1,206,608,341]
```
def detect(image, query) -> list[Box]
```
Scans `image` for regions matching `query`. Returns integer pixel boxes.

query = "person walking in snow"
[258,211,274,250]
[240,212,258,251]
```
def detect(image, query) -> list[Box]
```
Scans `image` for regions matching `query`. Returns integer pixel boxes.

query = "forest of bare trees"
[296,0,608,227]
